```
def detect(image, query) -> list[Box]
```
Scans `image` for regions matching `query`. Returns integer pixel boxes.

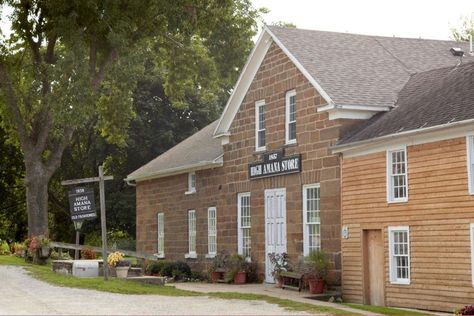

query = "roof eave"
[332,118,474,155]
[125,159,223,183]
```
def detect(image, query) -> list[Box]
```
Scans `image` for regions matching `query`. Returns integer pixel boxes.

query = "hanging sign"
[68,187,97,221]
[249,152,302,180]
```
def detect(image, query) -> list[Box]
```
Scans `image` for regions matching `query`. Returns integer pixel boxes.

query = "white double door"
[264,188,287,283]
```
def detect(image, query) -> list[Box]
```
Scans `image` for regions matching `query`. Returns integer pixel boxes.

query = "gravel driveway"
[0,266,311,315]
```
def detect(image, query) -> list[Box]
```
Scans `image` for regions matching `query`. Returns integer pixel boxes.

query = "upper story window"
[467,136,474,194]
[387,148,408,203]
[186,172,196,194]
[388,226,410,284]
[255,100,266,151]
[285,90,297,144]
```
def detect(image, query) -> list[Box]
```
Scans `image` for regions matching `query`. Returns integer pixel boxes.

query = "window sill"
[185,190,196,195]
[154,253,165,259]
[387,198,408,204]
[205,253,216,259]
[184,253,197,259]
[390,280,410,285]
[255,147,266,153]
[285,140,297,146]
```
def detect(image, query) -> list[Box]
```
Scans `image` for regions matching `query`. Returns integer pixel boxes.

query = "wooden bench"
[280,271,304,292]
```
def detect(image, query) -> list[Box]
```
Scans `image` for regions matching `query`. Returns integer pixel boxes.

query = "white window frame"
[185,172,196,194]
[471,223,474,287]
[255,100,266,152]
[387,147,408,203]
[467,136,474,195]
[388,226,410,285]
[285,90,297,145]
[207,207,217,258]
[237,192,251,259]
[156,212,165,258]
[303,184,321,256]
[185,210,197,259]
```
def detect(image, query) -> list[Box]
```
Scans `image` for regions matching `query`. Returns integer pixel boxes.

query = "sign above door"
[248,149,301,180]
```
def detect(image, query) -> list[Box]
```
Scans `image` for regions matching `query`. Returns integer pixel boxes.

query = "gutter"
[124,159,223,183]
[332,118,474,153]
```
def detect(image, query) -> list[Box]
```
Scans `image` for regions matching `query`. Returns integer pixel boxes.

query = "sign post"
[61,165,113,281]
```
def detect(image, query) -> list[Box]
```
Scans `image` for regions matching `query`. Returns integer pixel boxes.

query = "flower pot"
[210,271,223,283]
[40,246,50,258]
[308,277,325,294]
[275,276,283,288]
[233,271,246,284]
[115,266,130,279]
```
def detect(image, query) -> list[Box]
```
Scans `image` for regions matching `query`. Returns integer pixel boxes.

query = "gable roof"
[126,120,223,182]
[214,26,473,136]
[336,61,474,147]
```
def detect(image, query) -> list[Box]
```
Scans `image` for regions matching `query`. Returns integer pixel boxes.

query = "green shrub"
[146,261,168,275]
[147,260,191,280]
[0,241,11,255]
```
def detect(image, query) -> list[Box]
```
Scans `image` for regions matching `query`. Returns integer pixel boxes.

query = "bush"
[80,248,97,259]
[456,305,474,315]
[0,241,11,255]
[145,260,191,280]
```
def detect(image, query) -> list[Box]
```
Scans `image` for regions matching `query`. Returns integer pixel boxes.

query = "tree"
[451,14,474,41]
[0,0,263,237]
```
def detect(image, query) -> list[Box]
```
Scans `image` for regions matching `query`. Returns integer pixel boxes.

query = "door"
[265,188,287,283]
[363,229,385,306]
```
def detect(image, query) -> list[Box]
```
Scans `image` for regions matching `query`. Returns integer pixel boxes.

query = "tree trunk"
[24,161,51,237]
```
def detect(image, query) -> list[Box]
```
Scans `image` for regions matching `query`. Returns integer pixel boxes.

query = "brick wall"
[136,42,360,282]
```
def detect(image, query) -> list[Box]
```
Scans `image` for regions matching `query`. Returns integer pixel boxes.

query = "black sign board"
[68,187,97,221]
[249,154,302,180]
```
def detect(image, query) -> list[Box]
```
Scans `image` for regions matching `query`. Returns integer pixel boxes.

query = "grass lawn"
[0,255,432,315]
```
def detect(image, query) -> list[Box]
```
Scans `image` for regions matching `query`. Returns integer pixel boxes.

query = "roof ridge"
[267,25,466,43]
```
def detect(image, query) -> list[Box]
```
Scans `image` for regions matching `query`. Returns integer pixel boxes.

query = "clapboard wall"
[341,137,474,312]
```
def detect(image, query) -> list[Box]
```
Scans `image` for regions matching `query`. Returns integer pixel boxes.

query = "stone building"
[126,26,472,287]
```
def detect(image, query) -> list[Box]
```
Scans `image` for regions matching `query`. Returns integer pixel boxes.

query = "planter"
[233,271,246,284]
[275,276,283,288]
[210,271,223,283]
[115,266,130,279]
[308,277,325,294]
[40,246,50,258]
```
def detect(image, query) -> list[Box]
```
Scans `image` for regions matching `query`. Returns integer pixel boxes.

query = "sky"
[252,0,474,40]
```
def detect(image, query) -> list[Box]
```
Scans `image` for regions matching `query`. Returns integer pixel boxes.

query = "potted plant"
[208,251,230,283]
[224,253,246,284]
[107,251,130,278]
[304,250,329,294]
[39,237,51,258]
[268,252,290,287]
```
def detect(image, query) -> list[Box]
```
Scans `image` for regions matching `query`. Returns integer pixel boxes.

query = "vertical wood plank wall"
[341,137,474,312]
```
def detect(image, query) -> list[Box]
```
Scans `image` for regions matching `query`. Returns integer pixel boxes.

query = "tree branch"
[45,34,57,64]
[19,0,42,64]
[92,48,118,90]
[0,61,32,153]
[89,32,97,76]
[44,127,74,177]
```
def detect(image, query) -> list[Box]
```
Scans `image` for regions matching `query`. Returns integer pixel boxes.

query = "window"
[207,207,217,256]
[185,210,197,258]
[255,100,266,151]
[471,224,474,286]
[237,193,251,259]
[303,184,321,255]
[389,226,410,284]
[467,136,474,194]
[387,148,408,202]
[157,213,164,258]
[186,172,196,194]
[285,90,297,144]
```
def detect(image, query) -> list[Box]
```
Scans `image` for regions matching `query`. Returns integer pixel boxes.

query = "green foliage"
[304,250,330,280]
[0,240,10,255]
[0,0,264,237]
[146,260,191,280]
[271,21,297,28]
[451,15,474,41]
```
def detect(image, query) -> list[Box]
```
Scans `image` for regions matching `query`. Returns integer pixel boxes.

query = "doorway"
[363,229,385,306]
[264,188,287,283]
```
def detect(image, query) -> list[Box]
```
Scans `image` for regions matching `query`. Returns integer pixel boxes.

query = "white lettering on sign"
[249,155,301,179]
[268,153,278,161]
